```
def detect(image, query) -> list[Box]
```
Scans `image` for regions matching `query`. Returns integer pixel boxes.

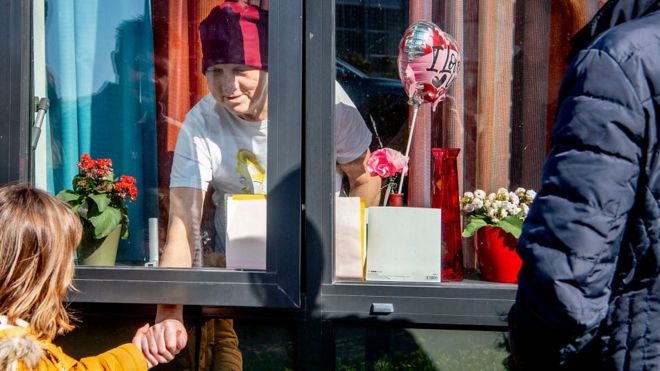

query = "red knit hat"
[200,1,268,72]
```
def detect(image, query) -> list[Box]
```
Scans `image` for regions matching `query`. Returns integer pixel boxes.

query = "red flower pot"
[475,226,522,283]
[388,192,405,206]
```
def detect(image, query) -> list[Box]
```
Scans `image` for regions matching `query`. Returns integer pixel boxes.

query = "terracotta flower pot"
[475,226,522,283]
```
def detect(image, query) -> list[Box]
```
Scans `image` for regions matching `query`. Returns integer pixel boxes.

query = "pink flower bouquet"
[367,148,409,205]
[367,148,409,178]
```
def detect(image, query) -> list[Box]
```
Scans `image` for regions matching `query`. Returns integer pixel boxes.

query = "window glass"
[166,319,295,370]
[335,325,508,370]
[55,314,294,371]
[34,0,273,269]
[333,0,600,283]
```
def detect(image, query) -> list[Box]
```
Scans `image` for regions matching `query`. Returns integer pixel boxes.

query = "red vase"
[475,226,522,283]
[388,192,405,206]
[432,148,463,282]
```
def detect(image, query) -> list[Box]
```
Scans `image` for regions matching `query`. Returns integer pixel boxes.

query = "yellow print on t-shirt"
[236,148,266,193]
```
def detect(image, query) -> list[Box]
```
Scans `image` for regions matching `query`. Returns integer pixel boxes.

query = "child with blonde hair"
[0,184,153,370]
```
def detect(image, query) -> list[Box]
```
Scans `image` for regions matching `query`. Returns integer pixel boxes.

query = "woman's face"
[206,64,268,121]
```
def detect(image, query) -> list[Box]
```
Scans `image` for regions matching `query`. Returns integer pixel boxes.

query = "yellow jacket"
[0,325,148,370]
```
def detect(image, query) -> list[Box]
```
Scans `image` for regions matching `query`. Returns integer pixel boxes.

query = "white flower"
[459,192,475,206]
[525,190,536,202]
[495,189,510,201]
[461,187,537,227]
[506,203,517,213]
[522,203,530,216]
[509,194,520,206]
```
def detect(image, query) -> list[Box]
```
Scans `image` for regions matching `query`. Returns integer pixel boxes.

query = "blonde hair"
[0,184,81,340]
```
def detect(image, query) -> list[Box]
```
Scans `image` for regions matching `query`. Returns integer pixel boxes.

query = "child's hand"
[139,319,187,367]
[132,323,155,369]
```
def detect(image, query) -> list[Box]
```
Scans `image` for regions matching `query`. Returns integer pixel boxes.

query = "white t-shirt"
[171,82,371,251]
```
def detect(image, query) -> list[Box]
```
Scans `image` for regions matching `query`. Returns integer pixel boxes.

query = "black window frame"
[6,0,304,309]
[0,0,31,185]
[0,1,521,368]
[1,0,519,324]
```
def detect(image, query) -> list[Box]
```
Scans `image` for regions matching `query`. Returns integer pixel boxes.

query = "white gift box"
[225,194,267,270]
[365,207,442,283]
[335,197,366,281]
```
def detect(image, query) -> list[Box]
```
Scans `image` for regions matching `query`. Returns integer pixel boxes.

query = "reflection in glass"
[334,1,411,283]
[42,0,157,264]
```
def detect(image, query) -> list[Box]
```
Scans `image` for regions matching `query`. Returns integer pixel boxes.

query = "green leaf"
[88,207,122,239]
[89,193,111,212]
[77,227,105,260]
[120,218,129,239]
[56,190,81,205]
[497,216,524,239]
[462,218,488,238]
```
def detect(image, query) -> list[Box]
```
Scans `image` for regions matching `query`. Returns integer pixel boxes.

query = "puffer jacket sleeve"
[508,48,645,369]
[74,343,148,370]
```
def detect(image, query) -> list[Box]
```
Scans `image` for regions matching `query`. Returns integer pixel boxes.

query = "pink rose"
[367,148,409,178]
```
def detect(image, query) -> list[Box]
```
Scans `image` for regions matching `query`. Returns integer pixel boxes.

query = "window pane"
[55,314,294,370]
[34,0,274,269]
[336,325,508,370]
[333,0,599,283]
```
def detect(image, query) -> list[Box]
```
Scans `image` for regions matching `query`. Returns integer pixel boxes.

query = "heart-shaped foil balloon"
[397,20,461,111]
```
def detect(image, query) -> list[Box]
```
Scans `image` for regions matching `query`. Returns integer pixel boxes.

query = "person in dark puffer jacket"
[508,0,660,370]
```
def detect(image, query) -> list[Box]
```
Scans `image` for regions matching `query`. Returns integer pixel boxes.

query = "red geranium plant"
[57,154,137,259]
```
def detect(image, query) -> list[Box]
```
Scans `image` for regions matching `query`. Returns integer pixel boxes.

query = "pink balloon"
[397,21,461,111]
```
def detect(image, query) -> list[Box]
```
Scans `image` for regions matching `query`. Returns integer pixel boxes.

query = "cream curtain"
[475,0,515,192]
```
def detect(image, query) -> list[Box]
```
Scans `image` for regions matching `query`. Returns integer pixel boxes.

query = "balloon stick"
[398,103,419,194]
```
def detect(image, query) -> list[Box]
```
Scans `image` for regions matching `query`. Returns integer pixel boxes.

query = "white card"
[366,207,442,282]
